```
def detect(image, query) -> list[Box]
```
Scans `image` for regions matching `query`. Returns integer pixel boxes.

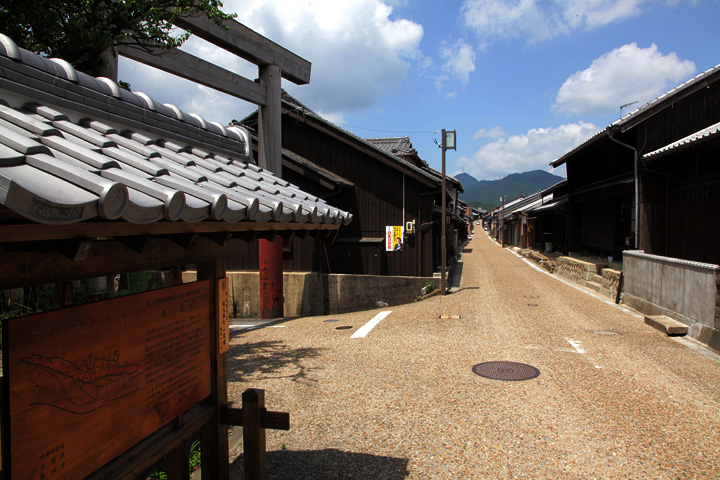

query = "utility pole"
[440,129,456,295]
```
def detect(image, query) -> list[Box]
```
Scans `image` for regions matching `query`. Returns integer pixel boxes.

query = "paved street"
[227,232,720,479]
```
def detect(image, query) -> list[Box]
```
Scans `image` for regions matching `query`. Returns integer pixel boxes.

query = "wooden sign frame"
[218,277,230,355]
[2,281,211,479]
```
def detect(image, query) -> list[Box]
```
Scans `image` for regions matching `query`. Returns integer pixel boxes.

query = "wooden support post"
[166,436,190,480]
[242,389,266,479]
[219,390,289,480]
[259,237,284,319]
[258,64,282,175]
[197,261,230,480]
[54,282,73,308]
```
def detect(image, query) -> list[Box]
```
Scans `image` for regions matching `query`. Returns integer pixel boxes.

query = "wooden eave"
[0,217,339,244]
[0,215,338,290]
[282,110,439,189]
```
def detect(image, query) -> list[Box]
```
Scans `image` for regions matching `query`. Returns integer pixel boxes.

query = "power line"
[341,123,437,135]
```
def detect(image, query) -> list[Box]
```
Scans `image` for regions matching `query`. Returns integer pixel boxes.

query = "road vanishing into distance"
[226,232,720,479]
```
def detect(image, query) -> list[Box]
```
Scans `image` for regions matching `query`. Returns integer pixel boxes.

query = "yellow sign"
[386,225,404,251]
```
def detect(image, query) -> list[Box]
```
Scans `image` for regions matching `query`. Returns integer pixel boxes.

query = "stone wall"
[183,271,439,318]
[599,269,622,300]
[554,256,598,282]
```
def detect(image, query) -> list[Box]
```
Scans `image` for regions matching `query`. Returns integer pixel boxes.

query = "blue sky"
[119,0,720,180]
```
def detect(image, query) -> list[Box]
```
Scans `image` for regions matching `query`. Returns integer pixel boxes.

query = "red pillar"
[259,237,284,319]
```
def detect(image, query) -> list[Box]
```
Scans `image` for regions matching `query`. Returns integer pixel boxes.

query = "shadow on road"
[228,340,324,384]
[230,448,410,479]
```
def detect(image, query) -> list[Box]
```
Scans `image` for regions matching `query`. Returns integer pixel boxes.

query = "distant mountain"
[459,170,565,209]
[455,172,479,188]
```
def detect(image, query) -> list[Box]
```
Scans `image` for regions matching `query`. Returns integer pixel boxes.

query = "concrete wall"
[183,271,439,318]
[622,250,719,350]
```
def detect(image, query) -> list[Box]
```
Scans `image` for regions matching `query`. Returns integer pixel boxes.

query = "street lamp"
[440,129,456,295]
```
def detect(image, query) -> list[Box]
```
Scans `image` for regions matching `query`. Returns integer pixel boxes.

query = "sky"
[119,0,720,181]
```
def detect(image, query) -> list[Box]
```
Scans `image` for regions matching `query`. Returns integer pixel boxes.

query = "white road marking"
[565,337,604,369]
[351,311,392,338]
[565,337,586,354]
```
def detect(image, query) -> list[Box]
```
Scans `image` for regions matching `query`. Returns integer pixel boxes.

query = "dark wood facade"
[232,96,465,277]
[641,129,720,264]
[551,64,720,263]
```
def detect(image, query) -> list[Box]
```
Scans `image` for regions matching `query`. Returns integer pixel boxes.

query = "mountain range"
[456,170,565,210]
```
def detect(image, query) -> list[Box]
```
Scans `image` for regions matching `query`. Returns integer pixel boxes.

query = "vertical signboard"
[385,226,404,251]
[218,277,230,354]
[5,281,211,479]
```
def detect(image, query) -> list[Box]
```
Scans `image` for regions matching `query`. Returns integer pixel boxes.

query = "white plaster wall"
[623,250,718,329]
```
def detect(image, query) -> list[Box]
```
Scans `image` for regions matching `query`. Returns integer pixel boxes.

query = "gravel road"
[226,232,720,479]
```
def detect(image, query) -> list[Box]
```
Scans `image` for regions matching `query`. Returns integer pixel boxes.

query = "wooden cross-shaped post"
[221,389,290,480]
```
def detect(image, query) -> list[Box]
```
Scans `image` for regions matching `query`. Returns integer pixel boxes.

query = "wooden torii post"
[121,14,312,319]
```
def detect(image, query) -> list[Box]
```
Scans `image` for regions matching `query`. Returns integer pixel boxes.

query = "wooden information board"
[5,281,211,479]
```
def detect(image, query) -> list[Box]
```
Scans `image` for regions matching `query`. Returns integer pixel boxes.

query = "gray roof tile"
[0,34,351,228]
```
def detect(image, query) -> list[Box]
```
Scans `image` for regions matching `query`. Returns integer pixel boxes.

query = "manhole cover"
[472,361,540,381]
[335,326,353,330]
[527,303,539,307]
[324,319,339,323]
[524,295,539,298]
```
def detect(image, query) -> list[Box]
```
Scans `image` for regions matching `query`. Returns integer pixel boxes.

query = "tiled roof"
[363,136,462,191]
[276,92,441,187]
[0,34,351,227]
[365,137,417,156]
[551,63,720,168]
[643,121,720,160]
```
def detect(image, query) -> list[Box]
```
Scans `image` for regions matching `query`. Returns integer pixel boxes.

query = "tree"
[0,0,235,78]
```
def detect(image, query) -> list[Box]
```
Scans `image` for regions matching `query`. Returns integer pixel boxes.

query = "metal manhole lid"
[335,326,353,330]
[472,361,540,381]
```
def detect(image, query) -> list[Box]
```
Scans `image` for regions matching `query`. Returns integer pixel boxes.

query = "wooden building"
[0,19,348,479]
[550,64,720,263]
[237,97,467,278]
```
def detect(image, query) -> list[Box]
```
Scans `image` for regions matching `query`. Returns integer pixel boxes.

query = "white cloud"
[440,39,476,87]
[223,0,424,120]
[117,1,423,127]
[461,0,650,45]
[457,122,600,179]
[553,43,696,116]
[473,126,508,140]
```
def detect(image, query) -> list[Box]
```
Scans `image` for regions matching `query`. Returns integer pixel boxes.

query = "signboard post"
[218,277,230,355]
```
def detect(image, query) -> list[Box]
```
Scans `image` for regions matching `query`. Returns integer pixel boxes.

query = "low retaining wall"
[622,250,720,351]
[183,271,439,318]
[599,269,622,299]
[554,257,621,300]
[555,256,598,282]
[514,248,555,273]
